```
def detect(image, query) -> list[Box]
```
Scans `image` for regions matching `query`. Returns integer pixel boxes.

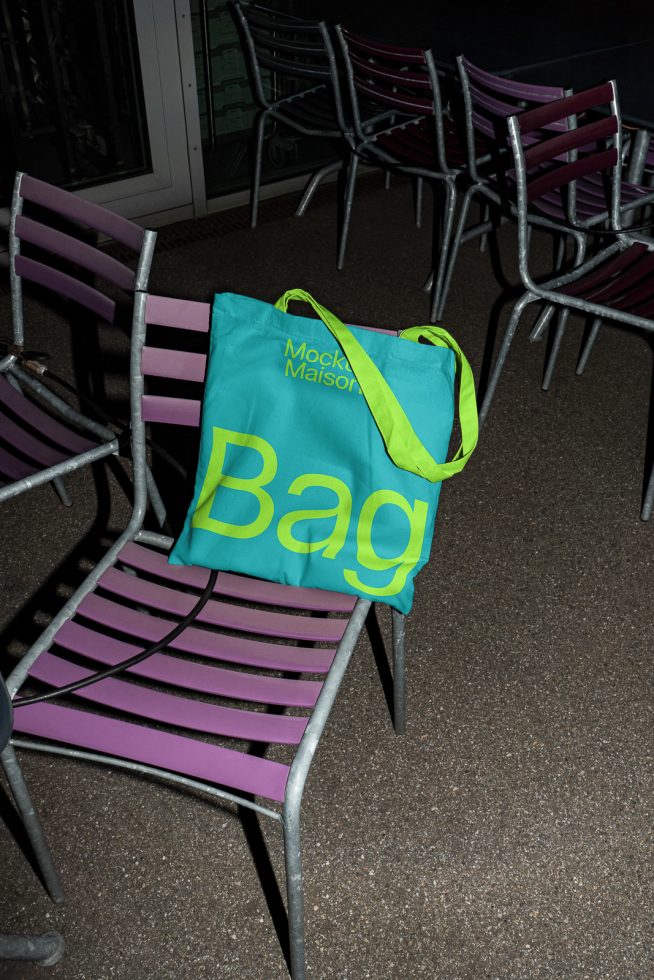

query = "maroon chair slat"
[67,598,336,673]
[13,702,291,802]
[14,255,117,322]
[19,174,145,253]
[120,541,357,613]
[527,148,618,204]
[14,216,136,292]
[522,116,619,171]
[514,82,615,136]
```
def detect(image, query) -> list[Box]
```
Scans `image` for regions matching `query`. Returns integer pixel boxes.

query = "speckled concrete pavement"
[1,176,652,979]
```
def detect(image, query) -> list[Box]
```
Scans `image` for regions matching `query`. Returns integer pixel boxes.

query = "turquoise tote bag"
[169,290,477,613]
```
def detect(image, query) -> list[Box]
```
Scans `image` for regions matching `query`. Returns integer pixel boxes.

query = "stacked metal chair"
[439,55,654,333]
[335,26,466,320]
[1,171,163,522]
[480,80,654,519]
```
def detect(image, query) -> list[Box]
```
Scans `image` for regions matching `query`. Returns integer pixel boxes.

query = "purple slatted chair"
[5,293,412,979]
[439,56,654,327]
[1,171,162,521]
[479,80,654,520]
[335,26,466,321]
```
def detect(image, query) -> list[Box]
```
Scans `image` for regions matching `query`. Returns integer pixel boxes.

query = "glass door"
[0,0,201,223]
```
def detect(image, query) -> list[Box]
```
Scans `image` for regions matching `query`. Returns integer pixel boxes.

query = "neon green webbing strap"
[274,289,478,483]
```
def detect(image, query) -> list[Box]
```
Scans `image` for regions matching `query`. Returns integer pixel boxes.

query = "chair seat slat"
[96,566,349,644]
[68,599,336,672]
[43,625,322,708]
[29,653,310,740]
[12,702,291,802]
[122,541,357,613]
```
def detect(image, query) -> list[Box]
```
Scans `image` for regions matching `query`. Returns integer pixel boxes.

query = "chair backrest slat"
[141,346,207,383]
[15,215,136,292]
[141,394,201,427]
[19,173,145,252]
[14,255,116,321]
[144,295,210,331]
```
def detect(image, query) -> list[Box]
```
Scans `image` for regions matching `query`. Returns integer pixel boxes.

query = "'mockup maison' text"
[284,338,362,394]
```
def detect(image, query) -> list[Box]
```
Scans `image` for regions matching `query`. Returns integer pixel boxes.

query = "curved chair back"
[336,27,458,176]
[233,1,345,132]
[509,81,623,262]
[1,171,159,514]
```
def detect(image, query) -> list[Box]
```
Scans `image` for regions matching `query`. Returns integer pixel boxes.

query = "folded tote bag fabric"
[169,290,477,613]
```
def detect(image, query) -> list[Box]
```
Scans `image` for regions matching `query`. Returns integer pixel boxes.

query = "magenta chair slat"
[140,346,207,383]
[119,541,357,613]
[6,290,421,979]
[13,703,291,802]
[19,174,145,252]
[30,655,313,737]
[144,294,210,331]
[13,255,117,322]
[141,394,201,427]
[15,216,136,292]
[96,566,349,644]
[63,602,337,673]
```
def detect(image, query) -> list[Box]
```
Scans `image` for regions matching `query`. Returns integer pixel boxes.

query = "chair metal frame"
[232,1,352,231]
[439,56,654,326]
[1,171,163,522]
[0,675,65,966]
[335,26,465,319]
[4,292,414,979]
[479,80,654,519]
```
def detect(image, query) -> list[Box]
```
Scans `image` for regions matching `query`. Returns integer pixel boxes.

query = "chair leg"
[528,303,556,342]
[251,109,270,229]
[337,152,360,271]
[415,177,424,229]
[51,476,72,507]
[283,806,307,980]
[479,291,535,430]
[641,461,654,521]
[391,609,406,736]
[0,932,65,965]
[542,308,570,392]
[576,317,602,376]
[435,186,475,321]
[145,465,167,528]
[1,745,64,904]
[295,160,343,218]
[431,181,458,322]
